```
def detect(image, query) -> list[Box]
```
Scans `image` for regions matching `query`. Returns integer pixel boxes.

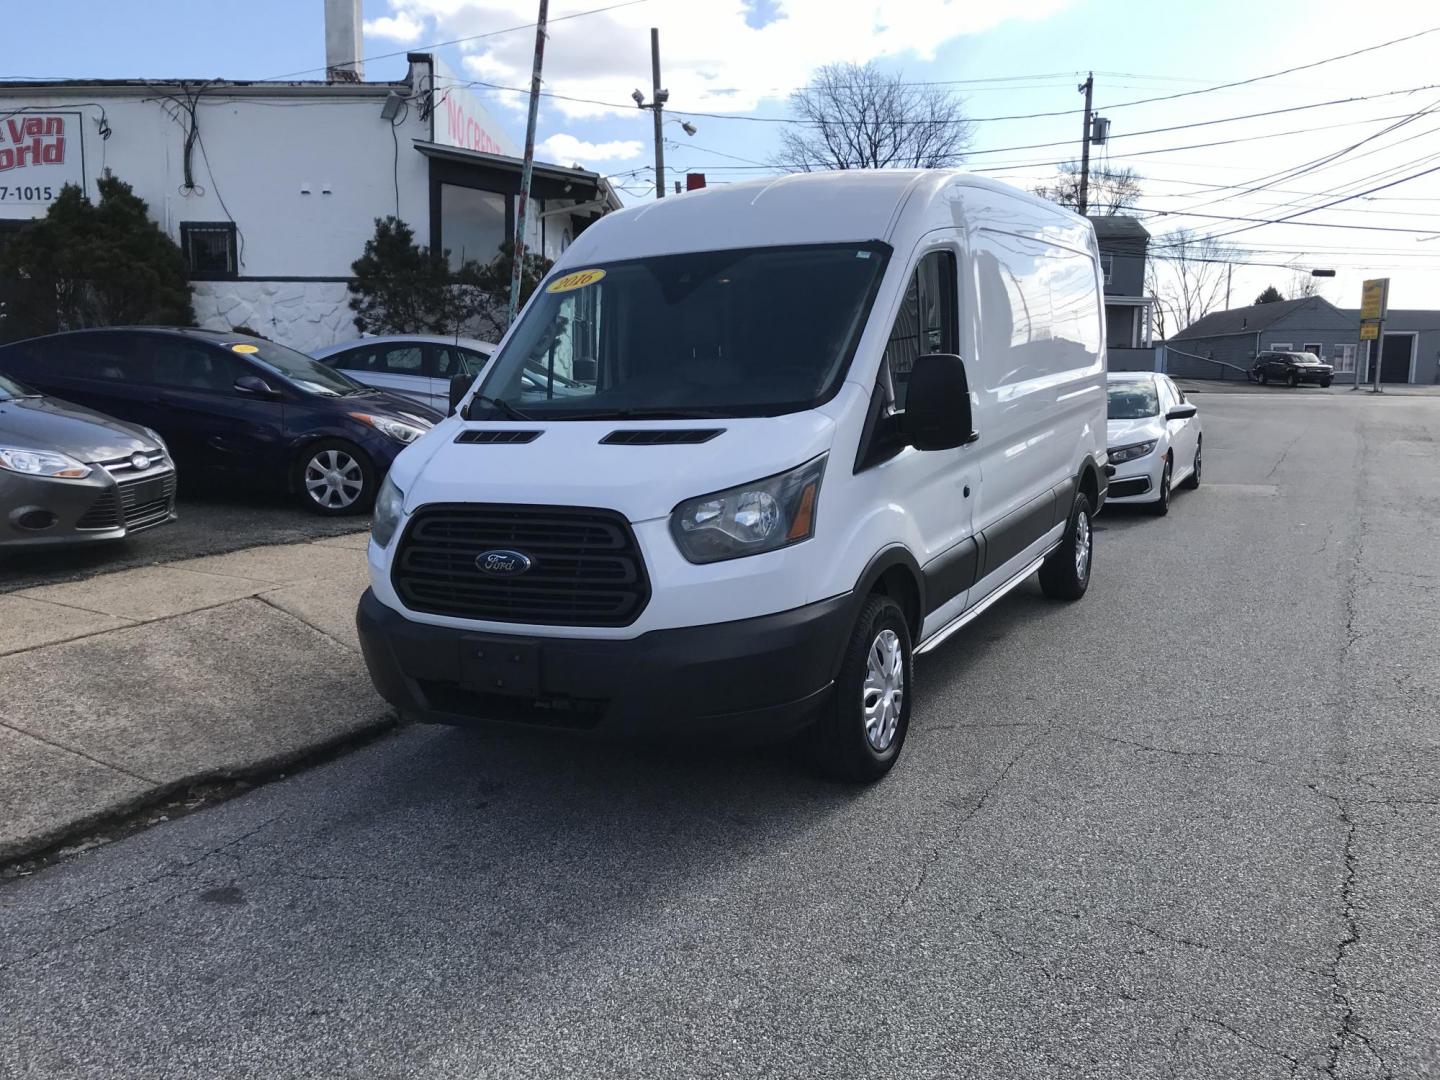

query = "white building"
[0,0,618,351]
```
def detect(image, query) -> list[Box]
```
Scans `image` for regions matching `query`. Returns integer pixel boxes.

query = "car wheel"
[1148,456,1173,516]
[1039,491,1094,601]
[1321,379,1333,388]
[1288,372,1299,388]
[1181,437,1201,489]
[1260,372,1270,385]
[296,440,375,515]
[809,594,912,783]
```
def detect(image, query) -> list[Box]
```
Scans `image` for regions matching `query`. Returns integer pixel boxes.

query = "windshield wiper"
[469,395,534,421]
[559,407,736,421]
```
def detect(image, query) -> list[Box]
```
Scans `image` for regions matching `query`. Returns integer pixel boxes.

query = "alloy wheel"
[862,629,905,752]
[1074,508,1092,580]
[304,449,365,510]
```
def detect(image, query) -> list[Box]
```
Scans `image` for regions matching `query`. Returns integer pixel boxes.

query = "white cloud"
[364,12,426,44]
[370,0,1072,118]
[538,133,645,166]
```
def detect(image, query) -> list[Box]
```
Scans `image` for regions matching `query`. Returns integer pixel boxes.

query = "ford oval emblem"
[475,549,532,576]
[130,452,151,471]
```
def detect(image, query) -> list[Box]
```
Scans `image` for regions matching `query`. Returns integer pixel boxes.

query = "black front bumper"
[356,589,852,741]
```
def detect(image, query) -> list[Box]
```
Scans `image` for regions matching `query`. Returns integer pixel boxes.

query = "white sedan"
[1105,372,1201,515]
[311,335,496,415]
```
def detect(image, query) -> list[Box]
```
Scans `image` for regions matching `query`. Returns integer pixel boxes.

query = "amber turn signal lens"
[786,480,818,541]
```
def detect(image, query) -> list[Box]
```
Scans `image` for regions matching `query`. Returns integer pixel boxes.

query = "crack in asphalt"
[1063,724,1287,771]
[5,812,284,962]
[898,728,1047,910]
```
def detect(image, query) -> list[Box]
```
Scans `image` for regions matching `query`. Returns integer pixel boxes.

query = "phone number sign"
[0,111,84,218]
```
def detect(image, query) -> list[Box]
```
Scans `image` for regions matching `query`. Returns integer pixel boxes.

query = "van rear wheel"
[809,594,912,783]
[1039,492,1093,601]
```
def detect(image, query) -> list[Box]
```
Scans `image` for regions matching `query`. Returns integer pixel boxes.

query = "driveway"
[2,391,1437,1079]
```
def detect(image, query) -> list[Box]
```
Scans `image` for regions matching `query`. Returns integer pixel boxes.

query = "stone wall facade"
[191,281,356,353]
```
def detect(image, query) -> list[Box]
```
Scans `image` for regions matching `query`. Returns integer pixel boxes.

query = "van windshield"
[471,242,890,420]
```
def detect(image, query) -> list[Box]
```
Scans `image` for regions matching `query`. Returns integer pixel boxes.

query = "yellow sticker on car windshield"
[546,268,606,294]
[230,343,260,354]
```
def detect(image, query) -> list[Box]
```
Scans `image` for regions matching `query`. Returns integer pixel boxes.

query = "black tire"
[294,439,376,516]
[1039,492,1094,601]
[1181,437,1201,489]
[1260,372,1270,386]
[809,594,912,783]
[1321,379,1333,388]
[1148,456,1173,516]
[1288,372,1299,388]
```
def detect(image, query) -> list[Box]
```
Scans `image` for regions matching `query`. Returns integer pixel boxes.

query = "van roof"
[561,169,1085,266]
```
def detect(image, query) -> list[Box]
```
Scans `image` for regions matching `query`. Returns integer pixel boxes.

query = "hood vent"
[455,430,543,444]
[601,428,725,445]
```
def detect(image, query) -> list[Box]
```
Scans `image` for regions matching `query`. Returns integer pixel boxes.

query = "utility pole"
[507,0,548,329]
[650,28,665,199]
[1225,263,1232,308]
[1077,72,1094,216]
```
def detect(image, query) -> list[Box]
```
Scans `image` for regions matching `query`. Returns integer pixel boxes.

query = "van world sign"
[0,112,84,219]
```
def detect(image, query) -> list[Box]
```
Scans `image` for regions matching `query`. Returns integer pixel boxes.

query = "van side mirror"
[902,353,976,451]
[1166,403,1197,420]
[449,373,473,414]
[234,374,279,399]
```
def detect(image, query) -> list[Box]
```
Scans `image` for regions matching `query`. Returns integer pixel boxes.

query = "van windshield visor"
[471,242,890,420]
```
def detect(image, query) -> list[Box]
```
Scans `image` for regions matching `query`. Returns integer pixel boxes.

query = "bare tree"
[1145,260,1168,340]
[1150,228,1235,332]
[773,62,973,172]
[1033,161,1142,215]
[1288,271,1319,299]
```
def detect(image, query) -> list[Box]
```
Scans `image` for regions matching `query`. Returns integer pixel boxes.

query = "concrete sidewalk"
[0,532,393,861]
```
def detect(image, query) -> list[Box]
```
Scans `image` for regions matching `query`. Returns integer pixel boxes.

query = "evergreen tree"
[0,175,195,340]
[1254,285,1285,305]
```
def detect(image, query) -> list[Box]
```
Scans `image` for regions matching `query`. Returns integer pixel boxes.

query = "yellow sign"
[546,268,606,294]
[230,343,260,354]
[1360,278,1387,321]
[1359,322,1379,341]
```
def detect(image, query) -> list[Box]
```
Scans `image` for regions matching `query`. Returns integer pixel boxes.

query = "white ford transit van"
[358,170,1108,781]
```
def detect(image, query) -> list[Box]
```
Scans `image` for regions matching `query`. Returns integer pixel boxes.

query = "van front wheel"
[809,594,912,783]
[1039,492,1093,601]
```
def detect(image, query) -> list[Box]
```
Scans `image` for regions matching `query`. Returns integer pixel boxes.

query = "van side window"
[882,250,957,410]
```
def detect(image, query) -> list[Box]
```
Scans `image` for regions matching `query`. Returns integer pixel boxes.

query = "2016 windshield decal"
[546,269,606,294]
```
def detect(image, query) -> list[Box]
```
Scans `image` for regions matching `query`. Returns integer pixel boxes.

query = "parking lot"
[0,489,365,593]
[3,389,1438,1079]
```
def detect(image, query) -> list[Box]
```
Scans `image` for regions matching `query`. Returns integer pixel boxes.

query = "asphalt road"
[0,489,366,592]
[3,392,1438,1079]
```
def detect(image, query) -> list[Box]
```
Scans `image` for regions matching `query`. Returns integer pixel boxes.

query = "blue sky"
[8,0,1440,310]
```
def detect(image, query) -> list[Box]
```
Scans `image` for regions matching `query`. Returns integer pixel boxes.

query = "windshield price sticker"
[230,343,260,354]
[547,269,606,294]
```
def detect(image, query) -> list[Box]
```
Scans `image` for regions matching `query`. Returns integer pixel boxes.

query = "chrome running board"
[915,546,1058,656]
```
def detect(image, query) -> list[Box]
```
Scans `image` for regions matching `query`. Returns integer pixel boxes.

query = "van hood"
[0,393,154,463]
[1107,416,1164,448]
[394,411,838,523]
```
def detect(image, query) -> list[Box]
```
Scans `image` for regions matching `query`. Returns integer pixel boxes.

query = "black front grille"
[394,504,650,627]
[455,430,543,444]
[600,429,725,445]
[417,681,606,728]
[75,491,119,530]
[119,473,177,528]
[1109,477,1151,498]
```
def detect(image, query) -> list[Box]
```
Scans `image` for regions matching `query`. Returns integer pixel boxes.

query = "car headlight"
[348,412,430,445]
[0,446,91,479]
[372,475,405,548]
[1108,440,1157,465]
[670,456,825,564]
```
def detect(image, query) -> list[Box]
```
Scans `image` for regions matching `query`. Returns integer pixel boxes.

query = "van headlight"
[1108,440,1157,465]
[371,475,405,548]
[670,456,825,564]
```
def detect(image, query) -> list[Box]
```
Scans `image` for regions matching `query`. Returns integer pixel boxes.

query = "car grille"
[1109,477,1151,499]
[393,504,650,627]
[74,470,177,532]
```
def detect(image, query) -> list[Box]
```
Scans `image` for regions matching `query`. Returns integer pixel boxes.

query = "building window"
[439,185,506,270]
[1100,253,1113,285]
[1335,344,1357,373]
[1303,342,1322,358]
[1269,342,1293,352]
[180,222,238,279]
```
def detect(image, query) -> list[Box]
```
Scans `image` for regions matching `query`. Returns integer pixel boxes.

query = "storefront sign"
[1359,278,1388,322]
[0,111,84,218]
[430,57,520,159]
[1359,322,1379,341]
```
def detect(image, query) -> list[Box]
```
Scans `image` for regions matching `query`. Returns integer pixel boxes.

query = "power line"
[259,0,652,81]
